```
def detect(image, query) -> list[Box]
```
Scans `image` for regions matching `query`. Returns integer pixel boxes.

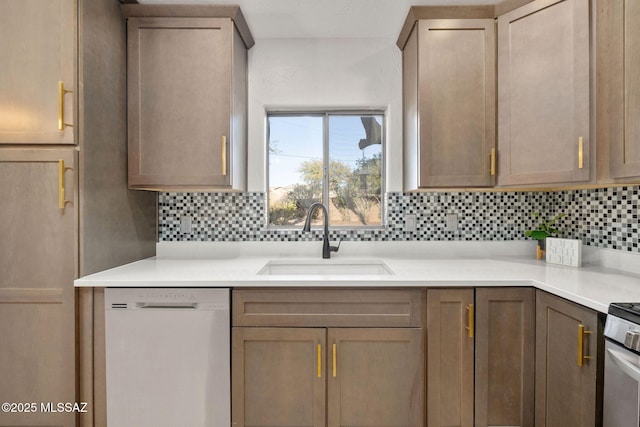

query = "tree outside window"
[267,113,384,227]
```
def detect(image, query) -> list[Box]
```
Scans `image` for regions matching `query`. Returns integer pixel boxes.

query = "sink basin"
[257,259,394,276]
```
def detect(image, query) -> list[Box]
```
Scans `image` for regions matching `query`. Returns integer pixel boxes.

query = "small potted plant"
[525,212,566,259]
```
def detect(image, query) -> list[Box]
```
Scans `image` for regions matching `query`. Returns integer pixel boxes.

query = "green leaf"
[525,211,566,238]
[528,230,550,240]
[547,213,566,226]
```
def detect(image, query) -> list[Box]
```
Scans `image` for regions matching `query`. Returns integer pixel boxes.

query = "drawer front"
[232,288,426,328]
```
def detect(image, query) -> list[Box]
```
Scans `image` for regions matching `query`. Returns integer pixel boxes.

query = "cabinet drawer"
[232,288,426,328]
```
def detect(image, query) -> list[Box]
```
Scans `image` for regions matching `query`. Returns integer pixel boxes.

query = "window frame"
[266,110,387,230]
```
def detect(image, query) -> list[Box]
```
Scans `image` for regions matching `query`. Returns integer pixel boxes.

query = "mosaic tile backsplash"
[158,186,640,253]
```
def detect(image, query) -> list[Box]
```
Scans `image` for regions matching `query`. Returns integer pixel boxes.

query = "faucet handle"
[330,239,342,253]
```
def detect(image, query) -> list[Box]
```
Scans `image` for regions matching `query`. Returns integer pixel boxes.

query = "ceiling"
[136,0,496,39]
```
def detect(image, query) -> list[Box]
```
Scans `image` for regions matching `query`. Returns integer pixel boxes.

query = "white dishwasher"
[105,288,230,427]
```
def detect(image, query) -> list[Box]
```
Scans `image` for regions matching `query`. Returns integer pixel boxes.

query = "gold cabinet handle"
[317,344,322,378]
[58,159,73,209]
[58,81,73,130]
[466,304,474,338]
[490,148,496,176]
[221,135,227,176]
[578,137,584,169]
[577,324,592,366]
[332,343,337,377]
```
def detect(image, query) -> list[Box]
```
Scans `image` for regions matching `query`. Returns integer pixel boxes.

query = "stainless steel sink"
[257,259,394,276]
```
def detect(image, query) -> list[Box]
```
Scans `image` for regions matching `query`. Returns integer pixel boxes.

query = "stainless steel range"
[604,303,640,427]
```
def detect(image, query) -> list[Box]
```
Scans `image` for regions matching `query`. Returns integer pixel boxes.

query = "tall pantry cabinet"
[0,1,157,426]
[0,149,77,427]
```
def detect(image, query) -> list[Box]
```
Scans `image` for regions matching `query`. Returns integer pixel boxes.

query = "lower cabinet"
[232,288,604,427]
[232,327,326,427]
[476,288,536,427]
[427,289,475,426]
[327,328,424,427]
[535,290,603,427]
[231,289,426,427]
[0,149,77,427]
[427,288,535,427]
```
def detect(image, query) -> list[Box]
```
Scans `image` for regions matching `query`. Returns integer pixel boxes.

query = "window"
[267,112,384,228]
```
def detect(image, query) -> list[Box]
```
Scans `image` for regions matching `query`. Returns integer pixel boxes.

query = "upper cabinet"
[398,7,496,189]
[597,0,640,180]
[497,0,590,186]
[123,5,254,191]
[0,0,76,145]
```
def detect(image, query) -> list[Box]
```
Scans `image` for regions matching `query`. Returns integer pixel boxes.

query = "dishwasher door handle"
[137,302,198,309]
[607,347,640,383]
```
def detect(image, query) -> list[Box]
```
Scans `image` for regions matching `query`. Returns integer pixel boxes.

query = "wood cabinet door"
[535,291,602,427]
[416,19,496,188]
[598,0,640,179]
[0,149,77,427]
[0,0,76,145]
[127,17,233,189]
[232,327,326,427]
[327,328,425,427]
[427,289,475,427]
[498,0,590,185]
[475,288,535,427]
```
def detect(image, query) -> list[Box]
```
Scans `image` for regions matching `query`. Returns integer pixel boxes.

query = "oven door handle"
[607,347,640,383]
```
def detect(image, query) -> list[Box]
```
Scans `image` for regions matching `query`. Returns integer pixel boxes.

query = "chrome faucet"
[303,202,340,259]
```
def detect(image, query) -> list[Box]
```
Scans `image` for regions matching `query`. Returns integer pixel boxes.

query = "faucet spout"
[302,202,340,259]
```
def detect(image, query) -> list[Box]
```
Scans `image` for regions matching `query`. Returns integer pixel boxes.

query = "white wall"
[246,38,403,192]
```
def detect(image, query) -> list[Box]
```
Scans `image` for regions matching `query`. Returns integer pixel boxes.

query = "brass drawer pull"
[221,135,227,176]
[490,148,496,176]
[58,81,73,130]
[317,343,322,378]
[58,159,73,209]
[466,304,474,338]
[578,137,584,169]
[332,343,337,377]
[577,324,591,366]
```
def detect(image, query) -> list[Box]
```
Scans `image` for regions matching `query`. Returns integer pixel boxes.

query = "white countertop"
[74,241,640,314]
